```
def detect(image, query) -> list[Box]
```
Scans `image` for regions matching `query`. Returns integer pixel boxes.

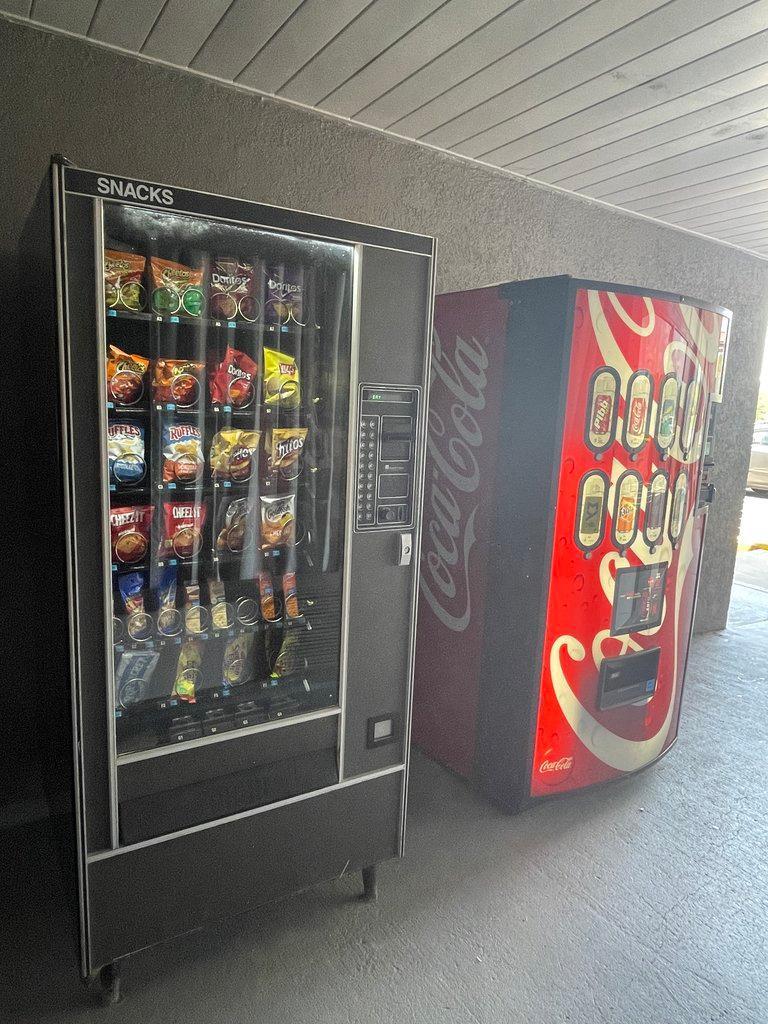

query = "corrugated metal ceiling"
[5,0,768,257]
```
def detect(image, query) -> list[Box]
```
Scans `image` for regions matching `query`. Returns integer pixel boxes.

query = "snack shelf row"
[116,691,336,754]
[114,611,309,651]
[107,307,314,333]
[108,398,296,416]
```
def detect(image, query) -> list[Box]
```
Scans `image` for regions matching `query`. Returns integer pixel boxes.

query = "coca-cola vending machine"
[414,277,729,811]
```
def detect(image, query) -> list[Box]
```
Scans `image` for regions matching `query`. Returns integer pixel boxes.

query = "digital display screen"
[378,474,409,499]
[611,563,668,636]
[363,388,413,403]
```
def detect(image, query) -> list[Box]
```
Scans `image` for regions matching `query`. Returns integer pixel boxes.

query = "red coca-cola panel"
[413,288,508,776]
[531,288,725,796]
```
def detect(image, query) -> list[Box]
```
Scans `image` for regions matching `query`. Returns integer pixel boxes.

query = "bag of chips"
[216,497,255,554]
[115,650,159,708]
[108,421,146,485]
[208,578,234,631]
[149,256,205,317]
[281,571,300,619]
[153,358,205,408]
[209,346,258,409]
[264,265,303,326]
[107,345,149,406]
[110,505,154,565]
[209,257,259,322]
[104,250,146,312]
[222,633,254,686]
[258,572,278,621]
[172,641,201,702]
[263,348,299,409]
[266,427,308,475]
[156,566,182,637]
[160,501,207,560]
[209,429,260,482]
[162,423,204,483]
[182,582,209,635]
[118,572,153,642]
[270,631,304,679]
[260,494,295,550]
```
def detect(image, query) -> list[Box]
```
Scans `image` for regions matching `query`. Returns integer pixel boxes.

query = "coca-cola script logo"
[537,753,575,786]
[539,756,574,773]
[419,327,488,632]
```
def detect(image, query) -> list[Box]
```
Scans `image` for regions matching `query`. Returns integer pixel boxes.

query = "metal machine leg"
[361,864,378,902]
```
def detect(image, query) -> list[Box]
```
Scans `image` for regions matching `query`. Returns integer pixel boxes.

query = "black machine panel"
[597,647,661,710]
[356,386,420,530]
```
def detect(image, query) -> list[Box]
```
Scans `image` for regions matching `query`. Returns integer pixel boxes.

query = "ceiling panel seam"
[503,52,768,173]
[464,0,761,158]
[343,0,527,117]
[383,0,604,134]
[282,0,417,100]
[137,0,168,52]
[560,118,768,192]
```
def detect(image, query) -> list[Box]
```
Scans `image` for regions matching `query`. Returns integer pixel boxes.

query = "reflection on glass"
[103,205,353,755]
[680,377,702,454]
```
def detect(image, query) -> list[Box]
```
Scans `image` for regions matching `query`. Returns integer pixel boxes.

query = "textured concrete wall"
[1,17,767,801]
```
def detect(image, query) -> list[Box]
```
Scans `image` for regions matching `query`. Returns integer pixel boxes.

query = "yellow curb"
[749,543,768,552]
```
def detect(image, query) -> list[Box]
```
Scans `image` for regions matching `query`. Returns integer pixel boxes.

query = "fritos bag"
[107,345,149,406]
[209,347,258,409]
[149,256,205,317]
[266,427,308,474]
[104,250,146,311]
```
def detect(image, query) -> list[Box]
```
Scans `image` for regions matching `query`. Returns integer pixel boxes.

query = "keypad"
[356,416,379,525]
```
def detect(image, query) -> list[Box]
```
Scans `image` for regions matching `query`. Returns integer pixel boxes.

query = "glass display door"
[101,203,353,759]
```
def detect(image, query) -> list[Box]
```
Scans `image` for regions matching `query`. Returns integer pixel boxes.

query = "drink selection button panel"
[356,385,420,531]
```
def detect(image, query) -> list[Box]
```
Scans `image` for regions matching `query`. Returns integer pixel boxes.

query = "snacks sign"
[96,176,174,206]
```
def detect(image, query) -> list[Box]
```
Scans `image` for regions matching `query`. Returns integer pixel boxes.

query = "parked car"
[747,423,768,495]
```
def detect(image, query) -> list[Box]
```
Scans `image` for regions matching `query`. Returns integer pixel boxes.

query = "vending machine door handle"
[397,532,413,566]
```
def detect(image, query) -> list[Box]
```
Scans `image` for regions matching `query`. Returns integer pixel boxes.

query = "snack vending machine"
[414,277,729,811]
[51,159,434,999]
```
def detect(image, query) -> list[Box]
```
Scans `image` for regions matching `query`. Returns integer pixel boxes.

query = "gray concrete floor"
[3,583,767,1024]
